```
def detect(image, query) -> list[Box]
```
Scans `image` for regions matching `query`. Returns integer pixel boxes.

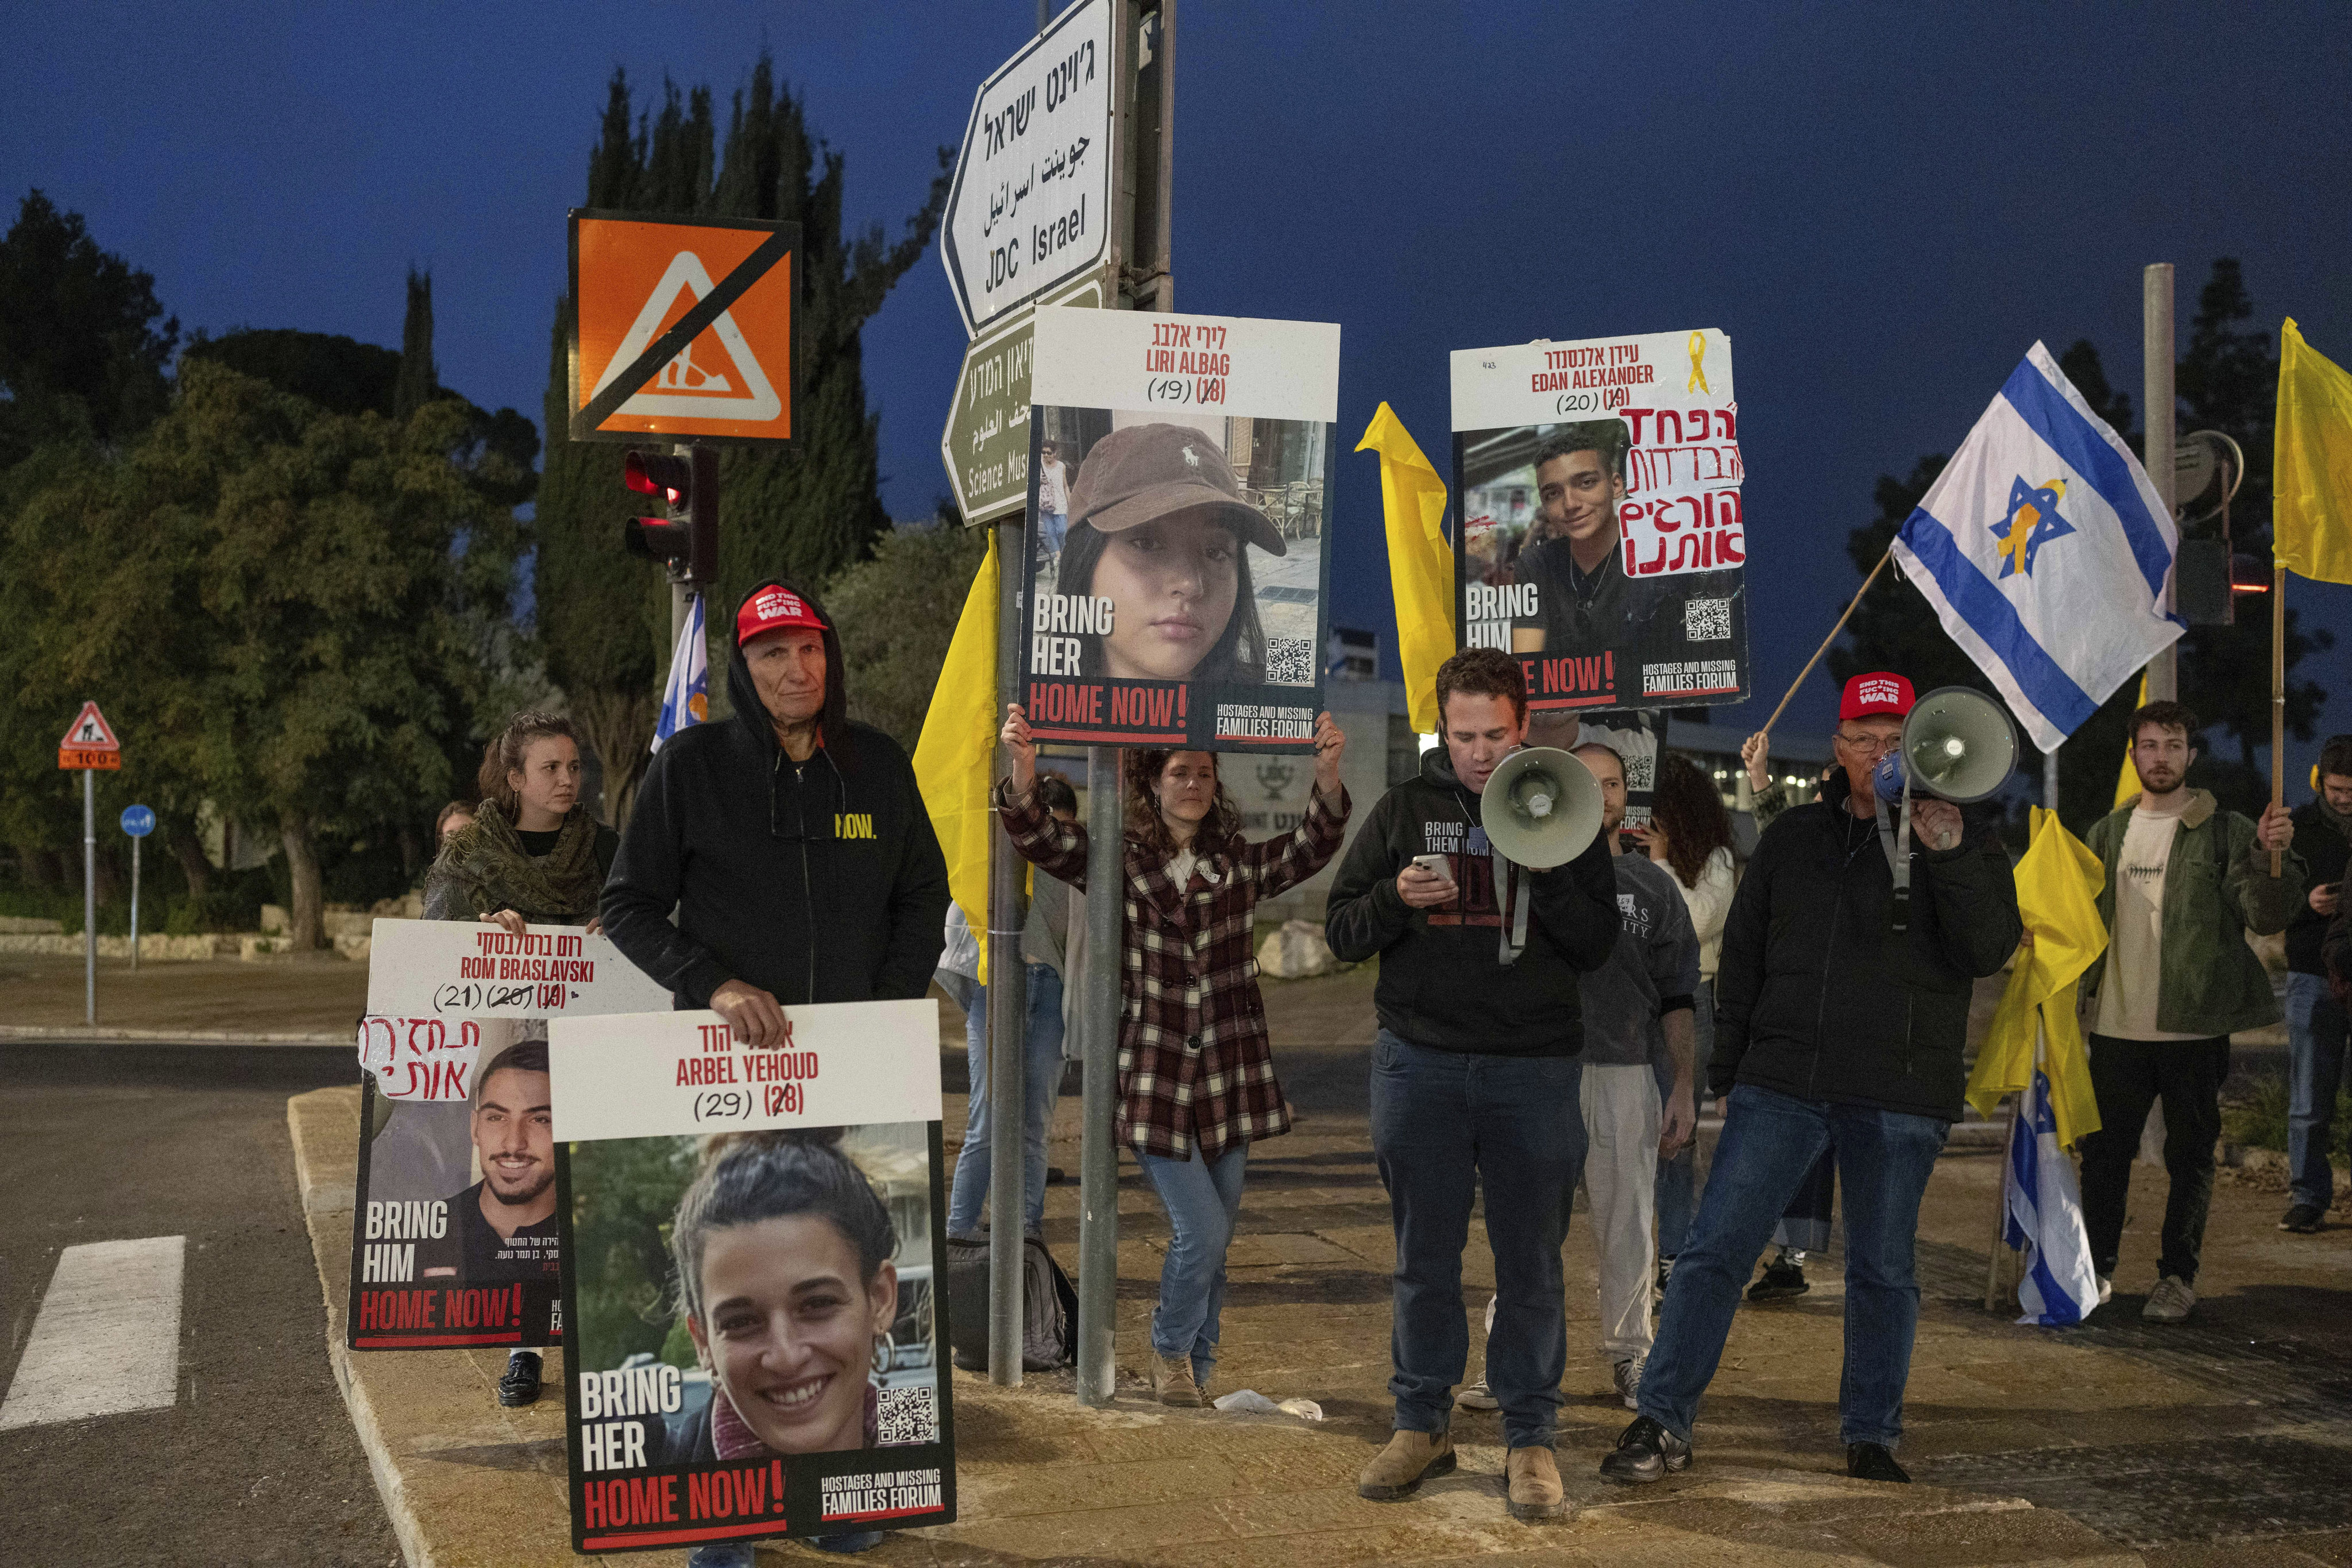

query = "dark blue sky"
[9,1,2350,767]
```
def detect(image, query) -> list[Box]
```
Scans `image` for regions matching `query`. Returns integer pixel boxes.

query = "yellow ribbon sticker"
[1686,331,1709,394]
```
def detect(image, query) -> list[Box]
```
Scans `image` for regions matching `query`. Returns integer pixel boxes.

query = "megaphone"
[1480,747,1605,869]
[1872,686,2018,805]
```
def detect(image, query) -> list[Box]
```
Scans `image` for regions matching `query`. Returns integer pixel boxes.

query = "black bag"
[944,1233,1076,1372]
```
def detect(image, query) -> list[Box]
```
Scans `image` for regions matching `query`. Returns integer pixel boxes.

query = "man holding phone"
[2281,735,2352,1233]
[1326,648,1619,1524]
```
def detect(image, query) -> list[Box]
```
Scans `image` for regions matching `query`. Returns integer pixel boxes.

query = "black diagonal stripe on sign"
[575,228,794,435]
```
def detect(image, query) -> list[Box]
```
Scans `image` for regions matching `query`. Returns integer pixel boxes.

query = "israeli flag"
[650,593,708,752]
[2003,1060,2103,1326]
[1891,343,2181,752]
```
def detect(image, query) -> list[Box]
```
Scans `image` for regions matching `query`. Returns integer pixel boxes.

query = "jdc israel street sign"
[940,0,1114,337]
[568,211,800,446]
[941,272,1104,524]
[58,701,121,771]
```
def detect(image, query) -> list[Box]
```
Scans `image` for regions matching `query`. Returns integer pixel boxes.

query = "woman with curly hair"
[993,703,1349,1406]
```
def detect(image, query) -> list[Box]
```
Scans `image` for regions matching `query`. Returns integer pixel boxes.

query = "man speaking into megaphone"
[1602,671,2022,1490]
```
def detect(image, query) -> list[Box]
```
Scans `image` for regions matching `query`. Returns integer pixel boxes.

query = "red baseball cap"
[1840,673,1915,720]
[736,584,830,646]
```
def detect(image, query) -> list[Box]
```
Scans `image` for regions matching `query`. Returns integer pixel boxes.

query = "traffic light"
[622,445,718,585]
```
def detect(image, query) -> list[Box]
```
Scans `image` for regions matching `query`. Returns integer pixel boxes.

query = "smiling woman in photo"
[1052,422,1280,686]
[662,1129,902,1463]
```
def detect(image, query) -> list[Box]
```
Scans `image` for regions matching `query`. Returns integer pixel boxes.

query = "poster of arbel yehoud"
[1451,327,1748,712]
[347,918,670,1351]
[1021,305,1338,751]
[551,1001,954,1554]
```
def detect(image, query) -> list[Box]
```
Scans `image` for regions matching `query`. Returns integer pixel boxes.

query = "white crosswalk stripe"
[0,1235,186,1430]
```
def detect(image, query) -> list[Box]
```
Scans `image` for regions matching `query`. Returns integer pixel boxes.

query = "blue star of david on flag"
[1991,476,2076,580]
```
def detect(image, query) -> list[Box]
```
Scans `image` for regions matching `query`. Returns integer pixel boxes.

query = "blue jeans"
[1040,509,1068,554]
[2287,971,2350,1211]
[1653,979,1714,1257]
[1135,1140,1249,1385]
[1371,1029,1584,1450]
[948,964,1067,1236]
[1640,1085,1947,1449]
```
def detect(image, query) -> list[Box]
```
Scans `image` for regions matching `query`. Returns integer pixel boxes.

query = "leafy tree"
[0,190,177,468]
[395,268,436,421]
[535,59,951,820]
[824,522,990,750]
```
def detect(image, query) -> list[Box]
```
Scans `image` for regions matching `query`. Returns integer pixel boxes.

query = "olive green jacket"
[2080,790,2303,1037]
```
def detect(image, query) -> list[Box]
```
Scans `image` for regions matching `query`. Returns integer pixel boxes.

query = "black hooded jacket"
[599,619,950,1010]
[1323,743,1619,1055]
[1711,770,2021,1121]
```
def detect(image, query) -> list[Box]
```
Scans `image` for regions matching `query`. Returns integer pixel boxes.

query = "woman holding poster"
[994,703,1348,1407]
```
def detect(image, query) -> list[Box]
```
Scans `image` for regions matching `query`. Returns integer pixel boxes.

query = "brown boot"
[1357,1426,1457,1500]
[1149,1351,1204,1408]
[1505,1446,1565,1522]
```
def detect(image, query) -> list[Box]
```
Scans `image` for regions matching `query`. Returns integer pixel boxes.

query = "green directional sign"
[941,273,1103,524]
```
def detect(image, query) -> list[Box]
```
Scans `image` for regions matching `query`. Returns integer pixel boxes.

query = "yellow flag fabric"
[2112,671,2148,810]
[2275,319,2352,586]
[913,530,1000,983]
[1967,806,2106,1147]
[1357,403,1455,732]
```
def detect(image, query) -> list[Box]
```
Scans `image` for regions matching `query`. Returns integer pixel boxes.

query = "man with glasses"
[1601,673,2021,1488]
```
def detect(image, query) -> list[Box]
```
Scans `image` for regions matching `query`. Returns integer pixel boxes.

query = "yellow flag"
[1967,806,2106,1147]
[2112,670,2148,810]
[2276,319,2352,585]
[913,530,999,983]
[1357,402,1455,733]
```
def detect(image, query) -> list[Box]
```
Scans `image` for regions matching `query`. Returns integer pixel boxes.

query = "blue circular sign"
[120,805,156,838]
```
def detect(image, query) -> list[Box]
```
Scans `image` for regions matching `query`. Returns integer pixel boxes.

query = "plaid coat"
[1000,781,1349,1161]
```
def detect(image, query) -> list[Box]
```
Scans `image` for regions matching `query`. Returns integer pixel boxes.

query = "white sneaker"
[1458,1378,1500,1411]
[1612,1355,1646,1411]
[2142,1274,2195,1323]
[2096,1275,2112,1306]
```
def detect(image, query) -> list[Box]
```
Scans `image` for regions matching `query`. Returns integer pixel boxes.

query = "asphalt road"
[0,1043,400,1567]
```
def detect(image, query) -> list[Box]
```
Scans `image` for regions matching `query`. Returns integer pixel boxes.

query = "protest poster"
[1019,306,1339,751]
[1450,328,1748,713]
[346,919,671,1351]
[550,1002,954,1554]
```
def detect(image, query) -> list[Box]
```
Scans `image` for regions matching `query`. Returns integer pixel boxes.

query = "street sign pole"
[129,831,141,974]
[83,769,95,1024]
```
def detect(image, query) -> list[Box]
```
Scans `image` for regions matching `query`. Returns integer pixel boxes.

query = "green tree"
[535,59,951,820]
[0,190,177,468]
[824,522,990,751]
[395,268,436,422]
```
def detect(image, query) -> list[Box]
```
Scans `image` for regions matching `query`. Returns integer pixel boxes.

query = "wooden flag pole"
[2273,564,2288,876]
[1758,545,1893,737]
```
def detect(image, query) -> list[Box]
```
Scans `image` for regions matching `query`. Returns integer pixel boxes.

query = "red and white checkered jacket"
[999,781,1349,1161]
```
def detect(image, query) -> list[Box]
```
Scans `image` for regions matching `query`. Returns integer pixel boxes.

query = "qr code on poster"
[876,1384,937,1445]
[1264,638,1315,686]
[1684,597,1732,642]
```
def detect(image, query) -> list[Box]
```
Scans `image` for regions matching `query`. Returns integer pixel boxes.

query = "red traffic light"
[624,515,694,564]
[624,449,692,508]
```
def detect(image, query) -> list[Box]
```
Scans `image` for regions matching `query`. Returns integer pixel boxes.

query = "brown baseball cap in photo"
[1066,423,1287,557]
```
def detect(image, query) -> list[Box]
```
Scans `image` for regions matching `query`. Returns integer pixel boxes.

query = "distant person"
[434,800,475,849]
[2280,735,2352,1234]
[1037,439,1071,559]
[2079,702,2299,1321]
[416,1040,558,1287]
[601,578,948,1565]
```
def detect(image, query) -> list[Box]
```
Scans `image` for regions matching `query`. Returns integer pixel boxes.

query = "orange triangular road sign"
[60,701,119,751]
[590,251,781,421]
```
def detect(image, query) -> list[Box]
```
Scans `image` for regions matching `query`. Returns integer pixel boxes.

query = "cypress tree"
[394,267,435,420]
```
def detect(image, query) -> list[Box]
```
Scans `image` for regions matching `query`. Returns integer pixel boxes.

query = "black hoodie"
[599,624,950,1009]
[1323,744,1619,1055]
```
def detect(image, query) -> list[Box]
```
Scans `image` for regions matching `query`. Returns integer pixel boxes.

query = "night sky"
[9,2,2350,770]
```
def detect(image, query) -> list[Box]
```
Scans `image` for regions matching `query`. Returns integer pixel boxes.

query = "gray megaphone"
[1479,747,1605,869]
[1872,686,2018,805]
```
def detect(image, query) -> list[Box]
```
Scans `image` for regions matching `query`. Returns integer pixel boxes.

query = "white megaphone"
[1871,686,2018,805]
[1478,746,1605,870]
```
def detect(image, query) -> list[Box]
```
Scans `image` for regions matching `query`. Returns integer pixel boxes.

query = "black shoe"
[1046,1166,1068,1185]
[2280,1202,2325,1234]
[1598,1415,1691,1484]
[1747,1257,1809,1301]
[497,1350,542,1407]
[1847,1442,1910,1483]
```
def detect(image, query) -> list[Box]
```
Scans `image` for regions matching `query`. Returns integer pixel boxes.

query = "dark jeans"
[1640,1085,1947,1449]
[1654,979,1713,1257]
[2079,1032,2230,1284]
[1370,1029,1584,1451]
[2285,972,2350,1211]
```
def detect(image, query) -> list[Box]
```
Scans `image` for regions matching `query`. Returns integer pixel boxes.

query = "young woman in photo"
[994,703,1349,1406]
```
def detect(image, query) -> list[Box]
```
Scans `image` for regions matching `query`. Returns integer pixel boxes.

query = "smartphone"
[1409,853,1455,881]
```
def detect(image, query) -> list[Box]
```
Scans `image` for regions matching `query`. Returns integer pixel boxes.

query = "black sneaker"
[497,1350,542,1407]
[1847,1442,1910,1483]
[1747,1256,1809,1301]
[1598,1415,1691,1484]
[2280,1203,2324,1234]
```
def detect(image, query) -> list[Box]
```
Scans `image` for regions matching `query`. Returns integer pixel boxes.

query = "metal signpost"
[121,805,155,972]
[57,701,123,1024]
